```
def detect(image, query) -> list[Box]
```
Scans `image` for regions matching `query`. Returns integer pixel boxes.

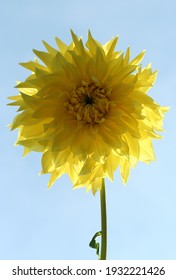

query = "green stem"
[99,178,107,260]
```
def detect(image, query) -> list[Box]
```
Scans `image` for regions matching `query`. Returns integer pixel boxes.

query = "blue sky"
[1,0,176,260]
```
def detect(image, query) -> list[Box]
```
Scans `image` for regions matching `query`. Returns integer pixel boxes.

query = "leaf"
[89,231,102,257]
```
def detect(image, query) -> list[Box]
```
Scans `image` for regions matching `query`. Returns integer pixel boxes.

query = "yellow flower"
[9,30,168,194]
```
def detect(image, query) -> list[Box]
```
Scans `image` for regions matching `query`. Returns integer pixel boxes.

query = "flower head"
[9,30,168,194]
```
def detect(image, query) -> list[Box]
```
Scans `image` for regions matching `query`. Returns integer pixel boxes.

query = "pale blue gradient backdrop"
[1,0,176,260]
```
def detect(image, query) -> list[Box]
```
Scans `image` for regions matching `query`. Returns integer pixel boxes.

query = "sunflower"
[9,30,168,194]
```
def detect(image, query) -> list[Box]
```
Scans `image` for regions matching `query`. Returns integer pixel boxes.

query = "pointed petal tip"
[32,49,38,56]
[92,191,96,196]
[32,48,39,55]
[88,29,93,38]
[70,29,76,38]
[47,183,52,189]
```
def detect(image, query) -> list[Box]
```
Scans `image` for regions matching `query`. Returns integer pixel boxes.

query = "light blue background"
[1,0,176,260]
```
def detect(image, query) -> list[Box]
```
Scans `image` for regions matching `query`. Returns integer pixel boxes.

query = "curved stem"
[99,178,107,260]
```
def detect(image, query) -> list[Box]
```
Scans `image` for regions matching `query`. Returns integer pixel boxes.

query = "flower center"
[84,94,94,105]
[65,82,112,125]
